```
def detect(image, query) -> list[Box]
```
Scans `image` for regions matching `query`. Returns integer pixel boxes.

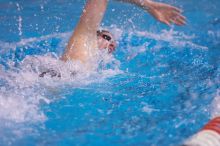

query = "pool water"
[0,0,219,146]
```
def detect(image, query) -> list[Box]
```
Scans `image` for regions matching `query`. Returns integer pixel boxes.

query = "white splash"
[135,29,208,50]
[141,102,160,114]
[0,31,122,125]
[211,89,220,118]
[0,26,212,139]
[16,3,23,37]
[0,92,46,123]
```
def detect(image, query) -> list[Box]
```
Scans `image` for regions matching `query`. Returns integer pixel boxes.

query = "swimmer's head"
[97,30,117,53]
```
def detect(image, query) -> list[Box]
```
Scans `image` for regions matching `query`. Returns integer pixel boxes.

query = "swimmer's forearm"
[62,0,108,62]
[75,0,108,34]
[115,0,186,26]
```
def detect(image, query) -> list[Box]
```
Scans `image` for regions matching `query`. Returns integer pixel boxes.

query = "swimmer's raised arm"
[61,0,108,63]
[61,0,186,64]
[116,0,186,26]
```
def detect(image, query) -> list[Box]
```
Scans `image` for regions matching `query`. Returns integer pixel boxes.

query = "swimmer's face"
[97,30,117,53]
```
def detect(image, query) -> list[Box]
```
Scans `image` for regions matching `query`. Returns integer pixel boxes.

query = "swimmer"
[61,0,186,63]
[40,0,186,77]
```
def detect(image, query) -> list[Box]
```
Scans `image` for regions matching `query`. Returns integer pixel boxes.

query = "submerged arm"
[61,0,108,62]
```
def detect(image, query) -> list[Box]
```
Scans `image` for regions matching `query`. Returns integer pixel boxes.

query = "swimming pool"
[0,0,219,145]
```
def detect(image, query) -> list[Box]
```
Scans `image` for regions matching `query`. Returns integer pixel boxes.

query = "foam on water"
[0,25,219,145]
[0,28,124,145]
[0,26,213,121]
[0,29,123,122]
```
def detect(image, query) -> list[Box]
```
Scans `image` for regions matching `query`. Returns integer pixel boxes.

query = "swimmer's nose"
[108,44,116,53]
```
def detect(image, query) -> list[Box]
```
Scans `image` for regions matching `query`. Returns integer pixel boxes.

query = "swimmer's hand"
[145,0,186,26]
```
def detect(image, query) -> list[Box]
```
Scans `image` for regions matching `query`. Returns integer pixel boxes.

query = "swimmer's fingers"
[171,14,186,26]
[146,1,186,26]
[172,11,186,21]
[160,19,171,26]
[175,17,186,25]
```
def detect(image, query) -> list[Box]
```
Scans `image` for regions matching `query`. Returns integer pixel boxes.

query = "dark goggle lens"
[102,34,112,41]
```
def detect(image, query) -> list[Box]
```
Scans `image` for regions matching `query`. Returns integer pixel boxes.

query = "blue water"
[0,0,220,146]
